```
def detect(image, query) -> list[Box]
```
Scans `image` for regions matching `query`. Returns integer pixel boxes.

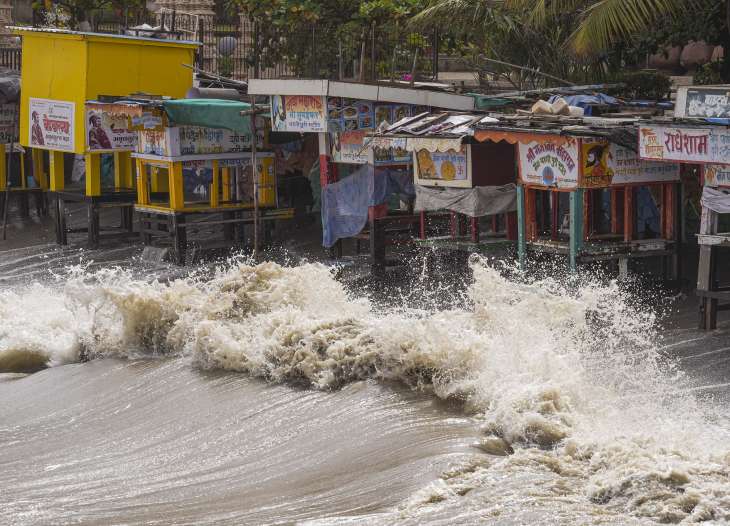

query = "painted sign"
[138,126,264,157]
[0,103,18,144]
[519,138,579,188]
[331,130,368,164]
[415,148,468,181]
[704,164,730,187]
[85,107,137,151]
[609,144,680,185]
[683,87,730,118]
[372,137,410,165]
[29,98,75,152]
[639,124,730,164]
[581,140,613,188]
[327,98,375,133]
[272,95,327,132]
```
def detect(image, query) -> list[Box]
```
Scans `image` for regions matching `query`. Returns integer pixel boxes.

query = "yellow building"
[14,27,198,191]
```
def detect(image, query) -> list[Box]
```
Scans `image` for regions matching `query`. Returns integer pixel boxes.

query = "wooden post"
[210,160,220,208]
[583,189,590,241]
[450,211,458,238]
[610,188,621,235]
[419,210,426,239]
[470,216,479,243]
[85,153,102,197]
[623,186,634,242]
[506,212,517,241]
[49,151,64,191]
[88,201,100,248]
[697,205,718,330]
[135,159,149,205]
[114,152,133,190]
[524,188,537,241]
[569,189,584,272]
[550,190,559,240]
[31,149,47,190]
[168,161,185,211]
[251,100,259,258]
[370,215,385,276]
[0,144,6,190]
[516,185,526,268]
[221,167,231,201]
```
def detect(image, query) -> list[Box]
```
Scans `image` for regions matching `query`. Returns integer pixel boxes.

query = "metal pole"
[1,104,18,241]
[250,98,259,258]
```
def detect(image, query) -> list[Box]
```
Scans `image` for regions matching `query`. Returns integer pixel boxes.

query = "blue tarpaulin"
[321,165,414,248]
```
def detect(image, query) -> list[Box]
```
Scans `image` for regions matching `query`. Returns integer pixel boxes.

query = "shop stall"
[481,117,683,273]
[13,27,197,247]
[375,112,519,261]
[638,116,730,328]
[0,97,45,222]
[247,79,477,272]
[131,99,291,264]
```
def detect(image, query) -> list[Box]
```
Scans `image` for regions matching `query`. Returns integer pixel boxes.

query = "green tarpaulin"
[163,99,259,134]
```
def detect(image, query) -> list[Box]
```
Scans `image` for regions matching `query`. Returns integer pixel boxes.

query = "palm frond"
[571,0,688,54]
[410,0,501,29]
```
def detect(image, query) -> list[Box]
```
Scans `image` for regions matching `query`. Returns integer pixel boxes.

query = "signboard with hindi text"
[137,125,264,157]
[271,95,327,132]
[85,105,137,152]
[639,124,730,164]
[330,131,368,164]
[704,164,730,187]
[414,146,471,188]
[519,137,579,188]
[0,103,18,144]
[29,98,75,152]
[608,144,680,185]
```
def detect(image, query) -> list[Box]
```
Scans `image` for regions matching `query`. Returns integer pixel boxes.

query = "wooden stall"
[0,100,47,221]
[376,112,519,262]
[247,79,477,272]
[131,102,292,264]
[638,116,730,328]
[13,27,197,247]
[493,119,682,274]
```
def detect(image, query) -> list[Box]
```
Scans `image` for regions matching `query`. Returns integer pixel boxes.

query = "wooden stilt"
[569,189,584,272]
[516,186,526,268]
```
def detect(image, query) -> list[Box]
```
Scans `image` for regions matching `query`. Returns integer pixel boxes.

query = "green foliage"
[615,70,672,100]
[234,0,428,79]
[694,60,724,85]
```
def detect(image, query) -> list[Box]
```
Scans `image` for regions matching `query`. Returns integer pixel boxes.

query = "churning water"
[1,254,729,525]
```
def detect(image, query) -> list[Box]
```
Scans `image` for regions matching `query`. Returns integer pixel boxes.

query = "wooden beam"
[49,151,64,191]
[0,144,6,190]
[525,188,537,241]
[221,167,231,201]
[135,159,149,205]
[114,152,133,190]
[210,160,220,208]
[85,153,101,197]
[168,161,185,211]
[32,149,47,190]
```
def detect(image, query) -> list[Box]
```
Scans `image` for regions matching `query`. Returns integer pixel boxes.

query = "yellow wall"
[17,30,196,154]
[18,33,87,153]
[85,37,194,102]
